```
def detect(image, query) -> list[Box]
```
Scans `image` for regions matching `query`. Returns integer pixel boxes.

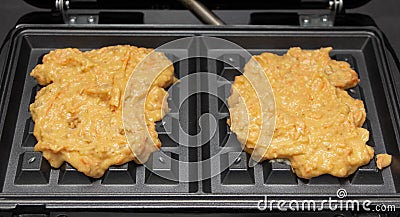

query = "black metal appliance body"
[0,0,399,215]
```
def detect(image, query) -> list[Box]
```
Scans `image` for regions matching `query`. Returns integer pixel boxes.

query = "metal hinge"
[299,0,343,27]
[55,0,99,24]
[55,0,344,26]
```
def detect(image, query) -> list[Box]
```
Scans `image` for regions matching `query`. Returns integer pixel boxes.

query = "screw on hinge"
[87,16,96,24]
[320,15,329,23]
[302,16,310,24]
[69,16,77,24]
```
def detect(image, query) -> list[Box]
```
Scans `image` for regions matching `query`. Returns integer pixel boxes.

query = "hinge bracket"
[55,0,99,25]
[299,0,343,27]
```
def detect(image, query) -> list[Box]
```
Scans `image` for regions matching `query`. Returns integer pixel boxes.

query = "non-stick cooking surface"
[0,26,399,207]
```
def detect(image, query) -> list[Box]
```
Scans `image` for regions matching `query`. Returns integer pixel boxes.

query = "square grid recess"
[0,32,398,197]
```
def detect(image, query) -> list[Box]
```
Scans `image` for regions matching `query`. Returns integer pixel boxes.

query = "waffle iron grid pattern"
[1,32,397,196]
[205,52,393,194]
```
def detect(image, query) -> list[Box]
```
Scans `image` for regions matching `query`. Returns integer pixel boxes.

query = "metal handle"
[177,0,225,25]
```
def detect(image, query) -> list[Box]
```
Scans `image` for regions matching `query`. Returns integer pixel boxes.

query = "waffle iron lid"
[23,0,371,10]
